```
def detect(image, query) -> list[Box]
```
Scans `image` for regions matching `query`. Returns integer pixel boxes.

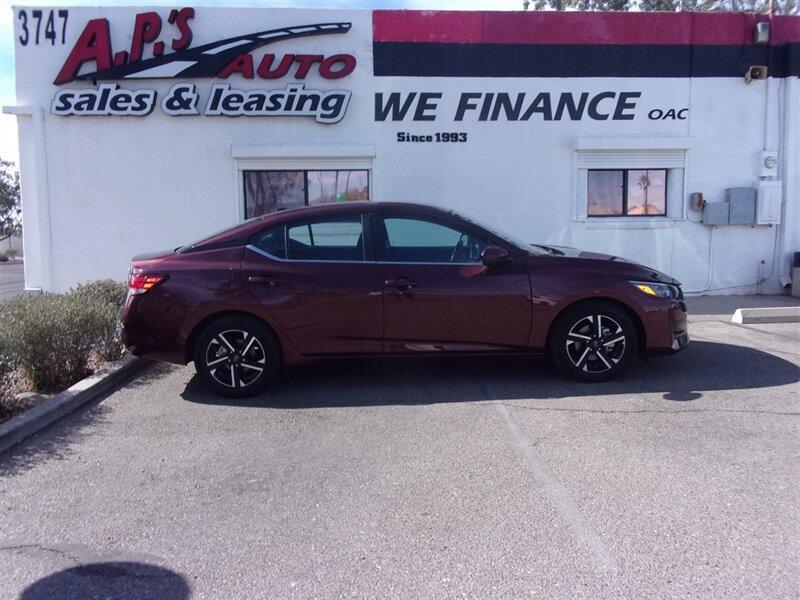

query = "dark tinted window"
[376,217,489,263]
[253,227,286,259]
[178,217,260,252]
[287,217,364,261]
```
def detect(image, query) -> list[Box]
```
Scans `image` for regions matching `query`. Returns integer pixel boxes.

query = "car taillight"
[128,274,167,295]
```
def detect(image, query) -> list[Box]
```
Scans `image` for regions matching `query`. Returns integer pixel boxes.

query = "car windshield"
[450,211,548,255]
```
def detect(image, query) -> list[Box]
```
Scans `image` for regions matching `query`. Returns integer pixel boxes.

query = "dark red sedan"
[122,202,688,397]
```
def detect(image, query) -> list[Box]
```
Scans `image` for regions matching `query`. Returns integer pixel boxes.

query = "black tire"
[193,315,281,398]
[548,301,638,382]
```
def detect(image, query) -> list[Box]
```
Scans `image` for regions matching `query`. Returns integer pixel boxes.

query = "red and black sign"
[372,11,800,78]
[55,8,356,84]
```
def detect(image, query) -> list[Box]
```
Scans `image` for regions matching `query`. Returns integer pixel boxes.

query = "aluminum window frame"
[231,146,376,223]
[587,168,669,218]
[572,138,692,224]
[242,169,370,219]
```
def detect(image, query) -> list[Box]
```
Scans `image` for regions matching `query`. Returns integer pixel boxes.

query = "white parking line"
[493,400,620,574]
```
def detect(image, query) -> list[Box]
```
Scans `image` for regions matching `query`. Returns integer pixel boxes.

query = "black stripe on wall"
[373,42,800,77]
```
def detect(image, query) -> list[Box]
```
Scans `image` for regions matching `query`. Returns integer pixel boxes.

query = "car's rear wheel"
[194,315,281,398]
[548,301,637,382]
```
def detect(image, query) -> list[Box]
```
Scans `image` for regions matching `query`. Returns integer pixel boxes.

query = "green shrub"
[71,279,128,310]
[0,252,8,263]
[0,293,115,393]
[90,301,125,363]
[71,279,127,362]
[0,333,10,382]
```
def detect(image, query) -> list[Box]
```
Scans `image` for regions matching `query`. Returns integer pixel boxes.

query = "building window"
[587,169,667,217]
[243,170,369,218]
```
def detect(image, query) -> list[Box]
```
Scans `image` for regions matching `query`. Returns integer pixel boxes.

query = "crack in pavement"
[475,377,620,575]
[0,543,82,566]
[493,400,620,574]
[498,402,800,417]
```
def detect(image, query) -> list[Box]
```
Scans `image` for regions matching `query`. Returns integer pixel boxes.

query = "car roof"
[268,201,449,219]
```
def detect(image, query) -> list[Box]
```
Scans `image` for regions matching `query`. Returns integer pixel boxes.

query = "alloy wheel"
[564,314,626,374]
[204,329,267,389]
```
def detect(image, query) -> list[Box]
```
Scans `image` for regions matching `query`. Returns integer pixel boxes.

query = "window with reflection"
[587,169,667,217]
[244,170,369,218]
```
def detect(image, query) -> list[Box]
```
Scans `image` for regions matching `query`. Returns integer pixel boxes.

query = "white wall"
[7,6,797,294]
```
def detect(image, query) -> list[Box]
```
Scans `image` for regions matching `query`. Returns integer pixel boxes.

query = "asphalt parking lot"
[0,261,25,301]
[1,299,799,599]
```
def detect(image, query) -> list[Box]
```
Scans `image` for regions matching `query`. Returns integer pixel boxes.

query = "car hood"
[530,244,681,285]
[532,244,629,261]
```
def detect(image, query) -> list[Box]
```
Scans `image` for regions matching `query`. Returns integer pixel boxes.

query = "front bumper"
[644,301,689,355]
[669,301,689,351]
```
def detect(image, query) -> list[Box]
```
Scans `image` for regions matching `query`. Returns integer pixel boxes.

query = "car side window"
[377,217,489,263]
[253,226,287,259]
[287,217,365,261]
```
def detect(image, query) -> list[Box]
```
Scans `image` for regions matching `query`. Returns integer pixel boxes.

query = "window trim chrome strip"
[245,245,481,266]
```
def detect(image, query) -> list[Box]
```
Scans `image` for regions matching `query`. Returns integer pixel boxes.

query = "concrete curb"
[0,355,147,455]
[731,306,800,324]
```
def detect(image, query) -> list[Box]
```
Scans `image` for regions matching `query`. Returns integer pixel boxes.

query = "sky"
[0,0,523,167]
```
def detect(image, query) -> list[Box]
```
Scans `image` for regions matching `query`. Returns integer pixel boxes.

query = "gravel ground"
[0,309,798,599]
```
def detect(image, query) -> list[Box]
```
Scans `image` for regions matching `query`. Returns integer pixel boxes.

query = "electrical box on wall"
[760,151,779,178]
[726,187,756,225]
[757,180,783,224]
[703,202,730,225]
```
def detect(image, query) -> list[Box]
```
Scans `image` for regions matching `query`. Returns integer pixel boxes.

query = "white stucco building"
[5,6,800,294]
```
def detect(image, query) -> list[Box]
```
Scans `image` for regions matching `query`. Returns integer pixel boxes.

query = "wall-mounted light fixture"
[754,21,770,45]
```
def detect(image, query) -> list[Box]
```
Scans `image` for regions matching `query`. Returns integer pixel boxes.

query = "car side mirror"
[481,245,510,267]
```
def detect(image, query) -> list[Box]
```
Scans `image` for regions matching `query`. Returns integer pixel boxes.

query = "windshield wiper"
[531,244,565,256]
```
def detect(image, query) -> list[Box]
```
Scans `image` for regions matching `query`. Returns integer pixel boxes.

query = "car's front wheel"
[549,301,637,382]
[194,315,281,398]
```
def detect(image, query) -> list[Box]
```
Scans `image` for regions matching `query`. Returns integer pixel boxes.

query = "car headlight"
[630,280,683,300]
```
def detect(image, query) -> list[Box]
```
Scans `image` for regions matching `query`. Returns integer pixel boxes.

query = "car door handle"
[384,277,418,290]
[248,275,278,286]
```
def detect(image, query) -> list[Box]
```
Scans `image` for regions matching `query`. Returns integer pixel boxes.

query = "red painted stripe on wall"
[372,10,800,46]
[773,15,800,44]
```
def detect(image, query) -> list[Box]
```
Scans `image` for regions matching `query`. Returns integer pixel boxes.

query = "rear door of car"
[242,211,383,356]
[371,211,533,353]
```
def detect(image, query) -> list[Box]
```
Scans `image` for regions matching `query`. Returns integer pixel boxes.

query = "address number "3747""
[18,9,69,46]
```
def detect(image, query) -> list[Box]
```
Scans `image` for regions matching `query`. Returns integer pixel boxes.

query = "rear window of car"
[179,217,261,252]
[253,227,286,259]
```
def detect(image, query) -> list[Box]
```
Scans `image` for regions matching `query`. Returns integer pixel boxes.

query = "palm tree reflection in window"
[627,169,666,216]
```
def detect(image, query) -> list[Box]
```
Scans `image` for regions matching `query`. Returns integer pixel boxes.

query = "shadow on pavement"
[0,403,112,478]
[0,361,176,477]
[124,361,180,389]
[181,340,800,408]
[18,562,190,600]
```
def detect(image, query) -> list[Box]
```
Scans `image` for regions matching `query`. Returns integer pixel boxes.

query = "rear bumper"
[644,301,689,356]
[121,296,186,364]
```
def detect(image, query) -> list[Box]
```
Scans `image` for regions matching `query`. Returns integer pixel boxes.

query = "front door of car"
[371,214,533,352]
[242,213,383,356]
